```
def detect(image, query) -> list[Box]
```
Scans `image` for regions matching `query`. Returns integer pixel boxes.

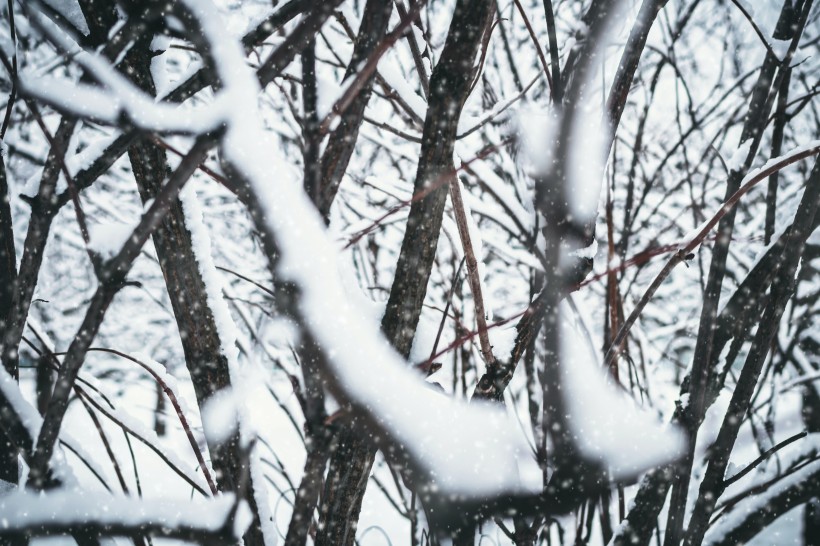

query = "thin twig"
[449,176,496,367]
[722,430,808,488]
[512,0,554,97]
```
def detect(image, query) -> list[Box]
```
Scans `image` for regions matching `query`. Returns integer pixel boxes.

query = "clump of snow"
[378,61,427,120]
[0,478,15,494]
[559,311,686,478]
[315,73,340,120]
[88,222,134,259]
[42,0,89,36]
[567,104,608,224]
[233,499,254,539]
[770,37,791,60]
[0,490,245,537]
[66,133,119,174]
[570,238,599,260]
[724,461,740,481]
[408,311,444,366]
[488,324,518,358]
[0,365,80,488]
[514,104,559,177]
[727,139,753,172]
[201,388,239,445]
[337,256,384,328]
[20,171,42,199]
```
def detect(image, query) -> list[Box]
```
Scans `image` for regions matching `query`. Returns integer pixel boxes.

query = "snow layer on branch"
[727,139,753,172]
[21,10,229,134]
[66,130,119,173]
[201,387,239,445]
[515,104,558,178]
[0,366,79,488]
[182,0,542,498]
[705,458,820,545]
[741,139,820,185]
[566,108,608,224]
[0,490,246,536]
[559,311,685,478]
[488,325,518,360]
[315,73,340,120]
[378,60,428,120]
[570,239,599,260]
[42,0,89,36]
[179,186,241,372]
[0,367,42,444]
[515,101,606,223]
[88,221,134,259]
[179,184,277,543]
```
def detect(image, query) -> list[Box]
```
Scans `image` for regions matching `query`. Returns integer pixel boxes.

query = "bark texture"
[121,41,266,546]
[316,0,393,221]
[0,152,18,488]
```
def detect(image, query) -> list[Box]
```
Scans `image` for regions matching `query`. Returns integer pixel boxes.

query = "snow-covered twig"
[0,491,248,543]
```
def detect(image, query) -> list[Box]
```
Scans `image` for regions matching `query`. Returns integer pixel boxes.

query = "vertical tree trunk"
[316,0,393,221]
[803,386,820,543]
[0,146,19,491]
[120,41,266,546]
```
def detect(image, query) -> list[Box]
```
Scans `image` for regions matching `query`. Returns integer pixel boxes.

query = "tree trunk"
[121,41,266,546]
[0,151,18,489]
[804,386,820,544]
[316,0,393,221]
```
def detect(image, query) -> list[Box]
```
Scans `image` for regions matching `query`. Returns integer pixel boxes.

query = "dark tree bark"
[0,154,16,357]
[316,0,393,221]
[0,151,18,489]
[0,118,76,402]
[605,0,668,151]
